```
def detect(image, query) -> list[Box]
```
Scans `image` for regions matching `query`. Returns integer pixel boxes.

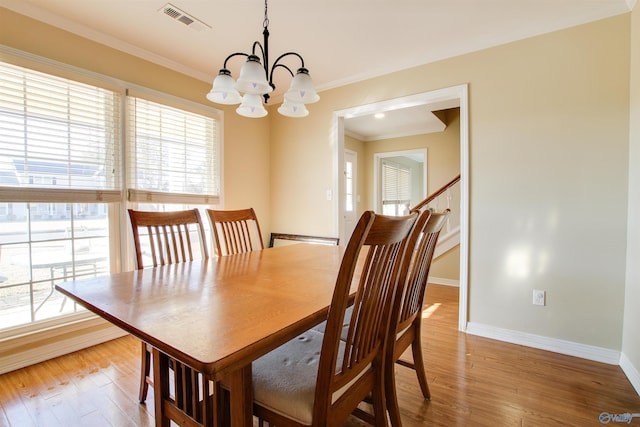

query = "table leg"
[152,348,171,427]
[226,364,253,427]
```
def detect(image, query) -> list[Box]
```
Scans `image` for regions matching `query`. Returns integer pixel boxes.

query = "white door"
[344,150,357,241]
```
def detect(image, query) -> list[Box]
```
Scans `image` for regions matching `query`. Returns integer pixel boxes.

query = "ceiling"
[1,0,633,139]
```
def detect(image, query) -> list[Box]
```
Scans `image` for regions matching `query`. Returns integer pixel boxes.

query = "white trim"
[466,322,620,365]
[458,84,469,332]
[0,317,128,374]
[428,277,459,287]
[620,353,640,395]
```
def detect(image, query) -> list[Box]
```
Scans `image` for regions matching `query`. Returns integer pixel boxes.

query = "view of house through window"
[0,203,109,328]
[0,59,221,334]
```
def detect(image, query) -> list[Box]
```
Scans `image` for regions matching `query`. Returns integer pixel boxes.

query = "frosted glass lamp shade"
[284,68,319,104]
[235,55,273,95]
[207,69,242,104]
[236,94,268,118]
[278,99,309,118]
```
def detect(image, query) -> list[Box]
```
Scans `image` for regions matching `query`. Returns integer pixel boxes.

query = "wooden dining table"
[55,243,349,427]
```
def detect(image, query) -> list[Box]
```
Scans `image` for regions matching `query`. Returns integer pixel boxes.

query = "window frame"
[0,46,223,337]
[381,159,412,216]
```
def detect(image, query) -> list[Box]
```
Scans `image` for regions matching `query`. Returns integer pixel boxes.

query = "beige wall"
[0,8,272,245]
[270,15,631,352]
[430,246,460,281]
[466,17,629,349]
[623,5,640,386]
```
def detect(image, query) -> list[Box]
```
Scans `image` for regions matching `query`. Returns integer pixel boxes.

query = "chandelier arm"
[251,41,266,59]
[273,52,305,69]
[222,52,249,70]
[269,63,295,83]
[269,52,304,84]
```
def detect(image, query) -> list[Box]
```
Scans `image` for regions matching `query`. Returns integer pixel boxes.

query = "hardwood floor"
[1,284,638,426]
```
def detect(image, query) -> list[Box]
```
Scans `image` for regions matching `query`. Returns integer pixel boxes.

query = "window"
[345,160,354,212]
[0,63,119,329]
[126,96,219,205]
[381,160,411,216]
[0,57,221,334]
[125,96,220,267]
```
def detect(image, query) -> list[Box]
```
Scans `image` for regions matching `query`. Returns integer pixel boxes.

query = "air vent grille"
[164,6,181,19]
[159,3,210,32]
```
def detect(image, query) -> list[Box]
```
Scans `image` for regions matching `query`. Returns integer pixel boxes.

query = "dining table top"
[55,243,347,380]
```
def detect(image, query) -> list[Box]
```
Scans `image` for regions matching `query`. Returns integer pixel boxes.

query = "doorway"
[333,84,469,331]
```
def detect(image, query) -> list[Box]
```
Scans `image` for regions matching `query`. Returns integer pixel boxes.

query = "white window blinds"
[0,62,121,202]
[382,160,411,205]
[126,96,220,205]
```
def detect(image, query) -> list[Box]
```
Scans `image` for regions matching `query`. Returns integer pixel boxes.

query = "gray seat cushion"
[311,305,353,341]
[253,329,336,424]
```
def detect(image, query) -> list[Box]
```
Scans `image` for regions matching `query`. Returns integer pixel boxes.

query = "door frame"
[333,83,469,331]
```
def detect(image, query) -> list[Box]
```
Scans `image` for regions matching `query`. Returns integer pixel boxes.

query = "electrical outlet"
[533,289,545,306]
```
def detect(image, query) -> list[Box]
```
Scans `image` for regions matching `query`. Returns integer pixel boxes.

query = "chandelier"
[206,0,319,118]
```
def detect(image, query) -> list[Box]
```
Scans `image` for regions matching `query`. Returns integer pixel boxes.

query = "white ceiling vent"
[159,3,211,32]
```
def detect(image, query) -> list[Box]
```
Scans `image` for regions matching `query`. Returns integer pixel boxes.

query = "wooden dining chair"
[384,208,450,427]
[251,210,417,427]
[206,208,264,256]
[127,208,209,403]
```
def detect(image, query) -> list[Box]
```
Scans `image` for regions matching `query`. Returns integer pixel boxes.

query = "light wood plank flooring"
[1,284,638,426]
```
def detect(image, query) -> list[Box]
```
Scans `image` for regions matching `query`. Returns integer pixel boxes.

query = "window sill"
[0,314,128,375]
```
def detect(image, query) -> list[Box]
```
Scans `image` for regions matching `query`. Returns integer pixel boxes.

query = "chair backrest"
[206,208,264,256]
[393,208,451,335]
[313,210,417,425]
[127,209,209,270]
[268,232,339,248]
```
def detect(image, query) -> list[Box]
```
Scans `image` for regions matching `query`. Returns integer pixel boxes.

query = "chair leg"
[410,338,431,400]
[372,370,390,427]
[139,341,151,403]
[385,359,402,427]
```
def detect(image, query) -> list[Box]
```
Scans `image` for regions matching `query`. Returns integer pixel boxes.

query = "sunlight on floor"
[421,302,441,318]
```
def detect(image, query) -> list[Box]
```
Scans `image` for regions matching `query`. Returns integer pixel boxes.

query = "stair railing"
[411,174,461,236]
[411,174,460,212]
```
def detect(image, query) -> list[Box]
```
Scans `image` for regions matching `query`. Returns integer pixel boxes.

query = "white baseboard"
[466,322,620,365]
[620,352,640,395]
[0,317,128,375]
[428,277,459,287]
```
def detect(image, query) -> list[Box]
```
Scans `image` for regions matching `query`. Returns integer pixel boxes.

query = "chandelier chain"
[263,0,269,29]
